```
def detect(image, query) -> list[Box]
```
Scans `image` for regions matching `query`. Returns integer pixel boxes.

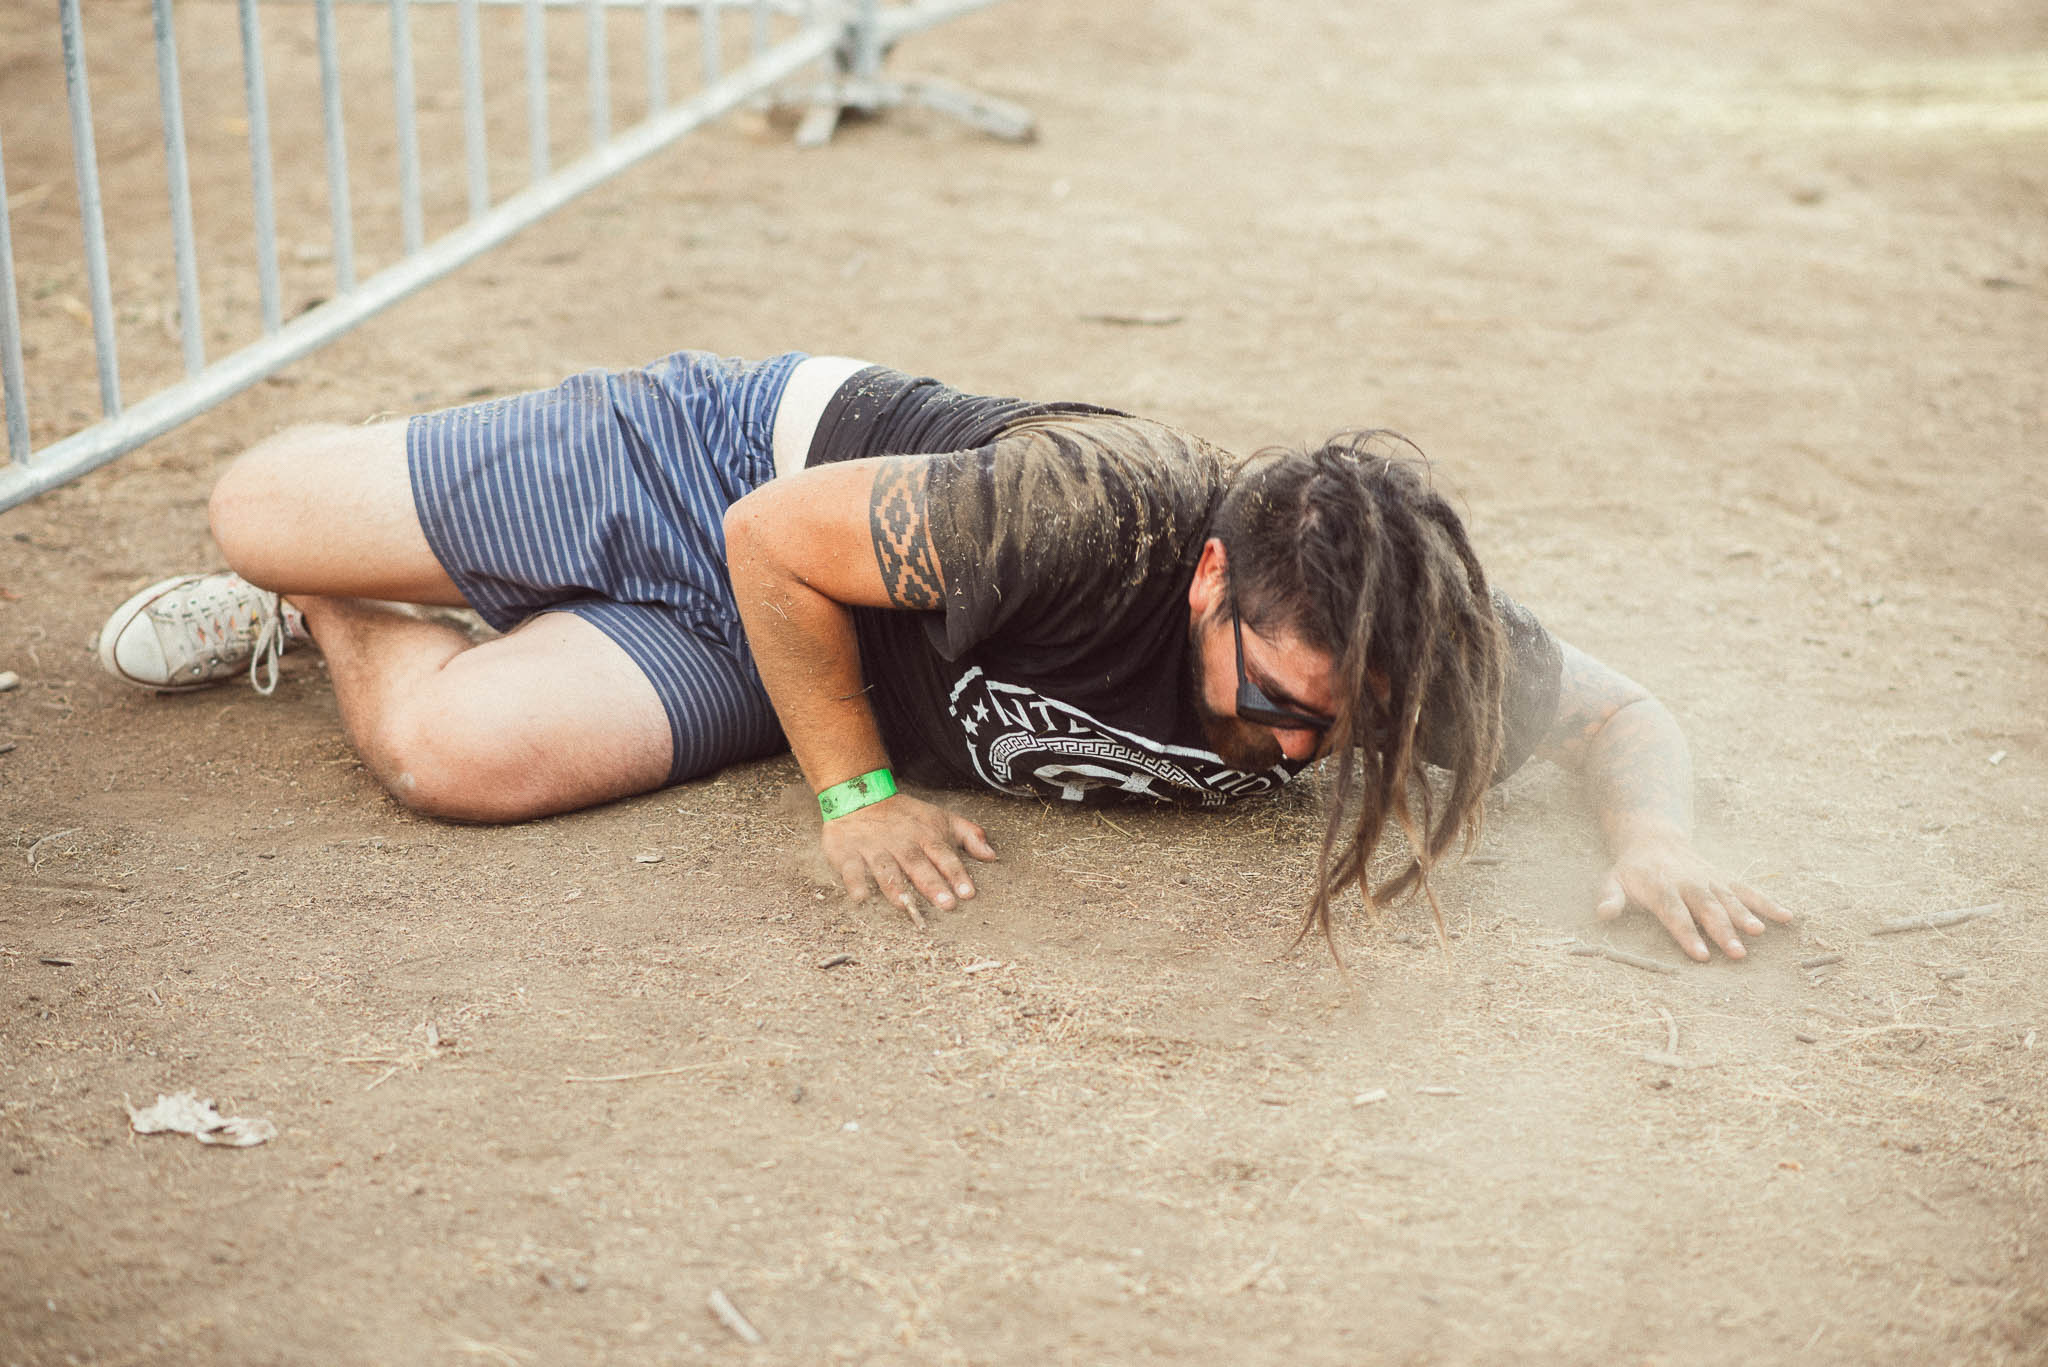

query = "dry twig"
[565,1062,723,1084]
[25,827,80,868]
[706,1288,764,1344]
[1872,903,2002,936]
[1906,1187,1945,1216]
[1095,811,1137,839]
[1569,944,1676,975]
[1222,1246,1279,1295]
[1079,310,1184,327]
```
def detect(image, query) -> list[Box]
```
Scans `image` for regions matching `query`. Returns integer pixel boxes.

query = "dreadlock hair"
[1213,431,1507,957]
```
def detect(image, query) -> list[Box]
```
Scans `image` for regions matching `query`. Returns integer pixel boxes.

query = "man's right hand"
[821,793,997,917]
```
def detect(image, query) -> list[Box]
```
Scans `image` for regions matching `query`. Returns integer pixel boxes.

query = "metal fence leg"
[783,0,1035,148]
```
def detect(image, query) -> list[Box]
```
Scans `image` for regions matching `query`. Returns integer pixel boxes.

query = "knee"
[208,424,351,579]
[375,714,544,824]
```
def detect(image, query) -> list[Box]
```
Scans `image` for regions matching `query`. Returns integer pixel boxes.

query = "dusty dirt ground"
[3,0,2046,1362]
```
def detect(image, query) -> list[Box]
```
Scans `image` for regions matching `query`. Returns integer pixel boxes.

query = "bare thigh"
[209,420,466,605]
[353,607,674,821]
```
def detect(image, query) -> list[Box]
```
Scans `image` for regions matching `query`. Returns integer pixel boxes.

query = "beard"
[1186,610,1285,773]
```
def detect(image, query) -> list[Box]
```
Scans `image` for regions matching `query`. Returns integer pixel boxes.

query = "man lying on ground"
[95,349,1790,961]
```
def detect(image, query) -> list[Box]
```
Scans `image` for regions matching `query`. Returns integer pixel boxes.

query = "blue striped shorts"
[406,349,805,785]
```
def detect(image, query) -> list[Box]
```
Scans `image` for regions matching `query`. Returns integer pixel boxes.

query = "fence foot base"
[780,76,1036,148]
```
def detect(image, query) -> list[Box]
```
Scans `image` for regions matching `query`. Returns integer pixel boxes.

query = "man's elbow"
[1532,691,1660,771]
[722,487,775,570]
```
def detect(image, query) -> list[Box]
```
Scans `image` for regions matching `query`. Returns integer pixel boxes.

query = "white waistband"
[772,355,874,480]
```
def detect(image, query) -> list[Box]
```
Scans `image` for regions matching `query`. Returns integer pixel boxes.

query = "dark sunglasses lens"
[1236,688,1332,733]
[1230,597,1331,732]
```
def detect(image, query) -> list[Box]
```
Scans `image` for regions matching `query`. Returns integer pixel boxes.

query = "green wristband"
[817,768,897,821]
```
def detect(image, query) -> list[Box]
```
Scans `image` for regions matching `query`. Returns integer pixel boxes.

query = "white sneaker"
[96,572,306,695]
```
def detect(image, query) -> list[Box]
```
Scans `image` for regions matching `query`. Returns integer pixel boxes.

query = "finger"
[1650,886,1711,962]
[1714,882,1768,937]
[867,853,917,917]
[871,853,929,928]
[1683,884,1745,959]
[897,846,960,912]
[923,840,978,903]
[1733,881,1794,924]
[1595,874,1627,921]
[951,814,997,862]
[836,856,871,903]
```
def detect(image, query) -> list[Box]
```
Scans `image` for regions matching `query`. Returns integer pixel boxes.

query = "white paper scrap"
[127,1091,278,1148]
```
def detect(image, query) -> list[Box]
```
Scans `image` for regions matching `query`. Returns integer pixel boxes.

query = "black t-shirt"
[806,367,1562,807]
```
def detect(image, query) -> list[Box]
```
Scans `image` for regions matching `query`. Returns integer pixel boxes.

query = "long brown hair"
[1214,432,1506,955]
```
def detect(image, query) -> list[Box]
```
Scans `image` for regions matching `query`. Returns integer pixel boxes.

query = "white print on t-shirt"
[946,667,1289,807]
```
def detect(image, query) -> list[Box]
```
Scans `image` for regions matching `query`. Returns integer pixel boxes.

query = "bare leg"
[209,421,672,821]
[209,421,464,603]
[298,597,673,822]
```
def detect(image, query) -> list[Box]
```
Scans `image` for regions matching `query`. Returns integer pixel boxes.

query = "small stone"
[633,852,663,864]
[0,671,19,692]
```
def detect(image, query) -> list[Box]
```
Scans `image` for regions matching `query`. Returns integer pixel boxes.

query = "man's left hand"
[1595,833,1792,962]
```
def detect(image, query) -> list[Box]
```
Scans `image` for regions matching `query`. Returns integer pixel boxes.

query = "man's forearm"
[725,522,892,794]
[1537,638,1787,959]
[1582,695,1695,855]
[720,462,994,915]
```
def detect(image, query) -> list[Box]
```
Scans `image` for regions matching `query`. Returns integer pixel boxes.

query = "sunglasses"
[1231,600,1335,734]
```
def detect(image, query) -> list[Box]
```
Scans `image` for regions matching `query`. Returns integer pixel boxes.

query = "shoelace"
[248,593,286,696]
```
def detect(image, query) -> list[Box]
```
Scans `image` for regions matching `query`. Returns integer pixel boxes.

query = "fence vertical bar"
[390,0,425,253]
[153,0,206,375]
[458,0,490,218]
[586,0,609,148]
[0,131,30,464]
[523,0,549,181]
[643,0,666,112]
[751,0,769,61]
[700,0,721,87]
[58,0,121,419]
[313,0,356,293]
[237,0,283,334]
[850,0,881,78]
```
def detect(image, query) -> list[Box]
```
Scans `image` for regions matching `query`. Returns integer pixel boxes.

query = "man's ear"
[1188,538,1228,617]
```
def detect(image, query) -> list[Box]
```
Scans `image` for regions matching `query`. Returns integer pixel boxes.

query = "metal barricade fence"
[0,0,1031,513]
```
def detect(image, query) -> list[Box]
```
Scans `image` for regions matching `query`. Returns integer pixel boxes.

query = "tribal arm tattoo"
[868,458,944,611]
